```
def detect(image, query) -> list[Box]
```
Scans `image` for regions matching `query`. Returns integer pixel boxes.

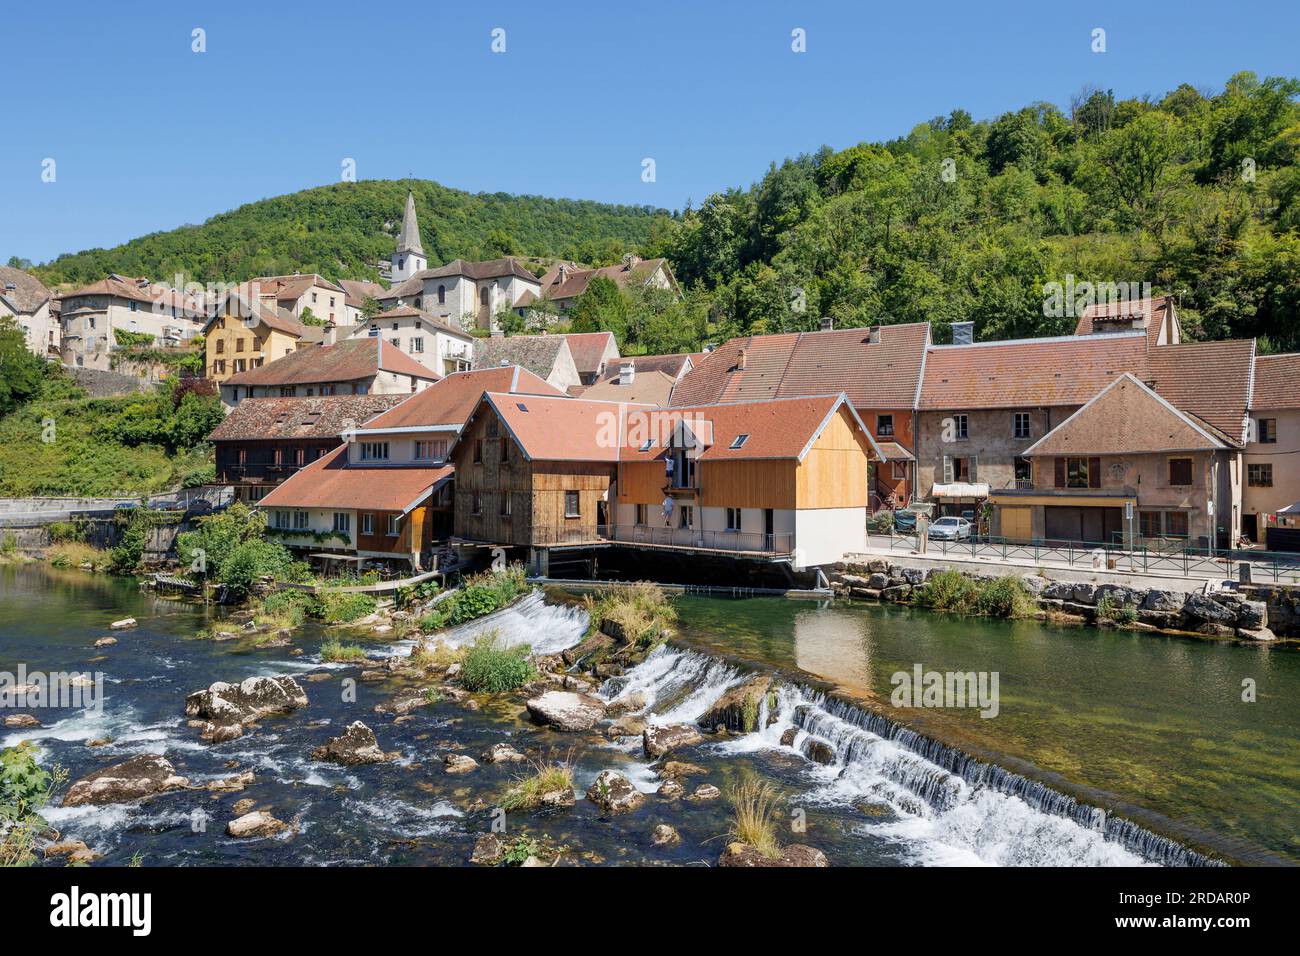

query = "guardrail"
[874,532,1300,583]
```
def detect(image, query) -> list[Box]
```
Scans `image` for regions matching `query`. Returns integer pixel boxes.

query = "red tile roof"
[561,331,619,375]
[208,394,407,442]
[526,258,673,305]
[354,366,566,432]
[670,323,929,410]
[1251,352,1300,411]
[259,445,451,512]
[224,338,438,388]
[1075,295,1178,348]
[1144,339,1253,439]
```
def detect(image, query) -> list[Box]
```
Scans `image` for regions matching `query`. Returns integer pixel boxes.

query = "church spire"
[396,191,423,256]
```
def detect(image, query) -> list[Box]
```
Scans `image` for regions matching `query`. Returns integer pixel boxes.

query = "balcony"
[528,524,793,556]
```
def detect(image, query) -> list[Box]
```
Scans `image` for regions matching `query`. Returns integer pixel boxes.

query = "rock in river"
[481,742,527,764]
[444,754,479,774]
[585,770,646,815]
[651,824,681,847]
[226,811,289,839]
[525,690,606,732]
[697,673,772,733]
[717,842,829,867]
[64,754,189,807]
[185,675,309,742]
[311,721,397,765]
[4,714,40,729]
[643,723,704,758]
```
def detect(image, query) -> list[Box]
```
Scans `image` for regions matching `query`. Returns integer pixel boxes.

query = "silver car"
[928,516,972,541]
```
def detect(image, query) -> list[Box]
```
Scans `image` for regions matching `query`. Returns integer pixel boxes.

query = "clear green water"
[672,595,1300,864]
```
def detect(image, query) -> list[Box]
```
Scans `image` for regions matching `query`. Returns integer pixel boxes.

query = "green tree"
[569,276,630,341]
[0,318,47,415]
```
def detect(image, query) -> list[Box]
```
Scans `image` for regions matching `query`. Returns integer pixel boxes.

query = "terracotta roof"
[1025,374,1229,457]
[259,445,451,512]
[1252,353,1300,411]
[670,323,929,410]
[337,279,389,310]
[616,352,695,378]
[207,394,407,442]
[369,304,472,339]
[484,393,639,462]
[245,274,346,298]
[1075,295,1178,348]
[353,366,567,432]
[562,331,619,375]
[473,335,574,380]
[531,257,672,303]
[206,291,320,339]
[223,338,438,388]
[919,333,1150,410]
[581,369,677,406]
[1144,339,1253,439]
[62,276,206,316]
[0,266,52,314]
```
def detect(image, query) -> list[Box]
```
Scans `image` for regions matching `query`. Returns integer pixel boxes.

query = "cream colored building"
[346,305,473,377]
[0,266,57,358]
[1244,353,1300,538]
[59,274,206,369]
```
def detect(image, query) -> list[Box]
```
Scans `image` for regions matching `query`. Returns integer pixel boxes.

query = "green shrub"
[421,564,527,630]
[460,632,536,693]
[0,532,16,556]
[253,590,309,628]
[912,569,978,611]
[314,591,377,624]
[500,759,574,812]
[913,570,1033,618]
[0,742,64,867]
[585,581,677,646]
[320,639,367,662]
[974,576,1036,618]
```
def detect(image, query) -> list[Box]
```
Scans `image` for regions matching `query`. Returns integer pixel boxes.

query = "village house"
[344,304,474,377]
[208,393,407,503]
[0,265,57,358]
[472,335,583,392]
[236,273,348,329]
[218,337,438,408]
[58,274,206,369]
[202,293,324,383]
[1243,352,1300,540]
[671,322,928,507]
[337,278,389,328]
[449,391,881,569]
[580,352,699,405]
[515,255,680,319]
[998,374,1240,549]
[253,365,564,567]
[560,331,621,386]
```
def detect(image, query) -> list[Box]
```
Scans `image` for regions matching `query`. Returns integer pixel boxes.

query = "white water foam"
[430,590,589,656]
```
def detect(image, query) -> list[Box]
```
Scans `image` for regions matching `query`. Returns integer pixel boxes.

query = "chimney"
[819,317,834,332]
[737,348,747,371]
[951,321,974,346]
[619,360,635,386]
[622,253,641,271]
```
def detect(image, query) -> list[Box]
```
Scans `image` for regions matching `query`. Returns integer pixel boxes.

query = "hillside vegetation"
[33,179,670,287]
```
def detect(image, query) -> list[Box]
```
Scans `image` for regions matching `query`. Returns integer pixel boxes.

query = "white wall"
[794,507,866,567]
[266,507,356,548]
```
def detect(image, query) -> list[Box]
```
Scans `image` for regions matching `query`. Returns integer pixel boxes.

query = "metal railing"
[873,532,1300,583]
[529,524,794,555]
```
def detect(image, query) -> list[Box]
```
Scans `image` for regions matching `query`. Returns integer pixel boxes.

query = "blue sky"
[4,0,1297,265]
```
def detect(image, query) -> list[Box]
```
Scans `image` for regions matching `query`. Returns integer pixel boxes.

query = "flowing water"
[1,564,1294,866]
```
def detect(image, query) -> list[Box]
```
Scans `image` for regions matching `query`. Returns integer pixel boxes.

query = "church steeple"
[391,190,426,283]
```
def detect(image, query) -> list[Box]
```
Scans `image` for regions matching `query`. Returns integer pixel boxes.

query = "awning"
[874,441,915,461]
[1278,502,1300,515]
[933,482,989,499]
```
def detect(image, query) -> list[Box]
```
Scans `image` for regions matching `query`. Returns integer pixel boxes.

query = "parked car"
[928,516,972,541]
[893,510,918,532]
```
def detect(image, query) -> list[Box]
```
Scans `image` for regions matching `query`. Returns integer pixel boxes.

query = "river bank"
[2,564,1295,866]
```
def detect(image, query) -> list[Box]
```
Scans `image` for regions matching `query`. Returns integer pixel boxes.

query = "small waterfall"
[614,646,1222,868]
[433,589,589,655]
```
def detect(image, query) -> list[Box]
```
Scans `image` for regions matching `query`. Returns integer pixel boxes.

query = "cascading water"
[603,645,1220,868]
[423,589,589,655]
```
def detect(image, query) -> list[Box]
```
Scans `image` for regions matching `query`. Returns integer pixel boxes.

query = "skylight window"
[516,402,529,412]
[730,433,750,449]
[639,438,655,452]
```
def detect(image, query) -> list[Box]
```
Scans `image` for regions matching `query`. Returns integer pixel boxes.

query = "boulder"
[481,743,526,764]
[697,673,772,733]
[899,567,927,586]
[606,715,648,738]
[86,738,112,748]
[93,637,118,648]
[525,691,606,732]
[226,811,289,839]
[185,675,308,742]
[1236,626,1276,642]
[657,760,706,779]
[1182,592,1238,626]
[657,779,685,800]
[1141,589,1184,612]
[651,824,681,847]
[1237,601,1268,630]
[866,572,889,590]
[3,714,40,729]
[231,798,256,816]
[687,783,722,802]
[311,721,396,765]
[585,770,646,815]
[779,727,799,747]
[373,688,439,716]
[1137,609,1181,629]
[1196,622,1236,638]
[470,833,505,865]
[561,631,615,667]
[717,842,829,868]
[63,754,189,807]
[1070,583,1098,605]
[643,723,704,759]
[109,618,137,629]
[537,787,577,810]
[44,840,100,864]
[444,754,479,774]
[1019,574,1047,596]
[1095,584,1140,608]
[1042,581,1074,602]
[881,584,912,602]
[865,559,889,574]
[803,738,836,765]
[605,690,648,718]
[206,770,255,792]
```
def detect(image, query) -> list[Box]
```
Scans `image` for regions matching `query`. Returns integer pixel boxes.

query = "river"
[1,564,1295,866]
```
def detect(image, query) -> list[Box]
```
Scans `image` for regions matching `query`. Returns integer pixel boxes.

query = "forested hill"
[32,179,671,287]
[644,72,1300,351]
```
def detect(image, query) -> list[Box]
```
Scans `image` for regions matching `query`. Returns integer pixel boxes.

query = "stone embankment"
[829,559,1292,641]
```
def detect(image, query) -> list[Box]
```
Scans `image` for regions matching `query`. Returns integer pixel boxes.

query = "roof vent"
[819,317,834,332]
[952,321,974,346]
[619,360,635,386]
[737,348,747,371]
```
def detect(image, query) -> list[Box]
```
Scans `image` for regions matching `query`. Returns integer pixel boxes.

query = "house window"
[1014,457,1032,485]
[312,293,318,303]
[1165,511,1189,538]
[414,440,447,461]
[1258,419,1277,444]
[215,339,225,354]
[294,447,305,467]
[410,336,424,353]
[1139,511,1161,538]
[1248,463,1273,487]
[499,437,509,462]
[953,414,968,440]
[678,505,694,529]
[892,460,909,480]
[281,386,295,397]
[333,512,350,533]
[438,285,446,304]
[1065,457,1090,489]
[387,514,400,536]
[359,442,389,461]
[235,338,245,352]
[730,434,750,449]
[944,455,976,483]
[725,507,742,531]
[474,439,483,464]
[472,492,482,515]
[1168,457,1193,486]
[361,513,373,535]
[635,504,647,525]
[500,493,512,518]
[271,510,288,529]
[564,491,580,518]
[1013,412,1031,440]
[389,338,400,349]
[876,415,894,438]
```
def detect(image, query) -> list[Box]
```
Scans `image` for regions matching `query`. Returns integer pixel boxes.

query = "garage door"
[1000,506,1032,542]
[1044,506,1124,545]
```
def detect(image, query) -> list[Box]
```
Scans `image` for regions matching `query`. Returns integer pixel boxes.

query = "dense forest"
[639,71,1300,351]
[30,180,669,288]
[25,72,1300,352]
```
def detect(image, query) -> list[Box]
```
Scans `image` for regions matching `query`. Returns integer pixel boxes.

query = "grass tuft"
[728,777,782,859]
[500,758,574,812]
[460,631,536,693]
[320,639,367,663]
